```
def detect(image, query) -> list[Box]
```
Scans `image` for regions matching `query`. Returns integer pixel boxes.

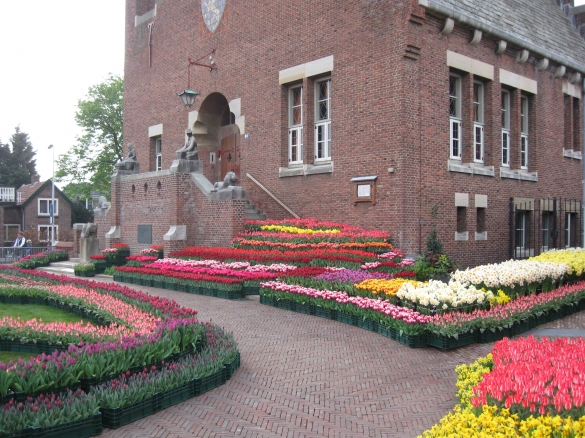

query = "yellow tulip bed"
[420,340,585,437]
[354,278,419,296]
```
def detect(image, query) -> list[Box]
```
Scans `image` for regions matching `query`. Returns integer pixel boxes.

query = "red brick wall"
[122,0,583,268]
[105,171,244,255]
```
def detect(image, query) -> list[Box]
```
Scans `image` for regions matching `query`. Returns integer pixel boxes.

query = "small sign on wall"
[138,225,152,244]
[351,176,377,205]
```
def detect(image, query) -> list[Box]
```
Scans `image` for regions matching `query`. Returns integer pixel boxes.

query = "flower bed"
[0,269,240,434]
[419,337,585,437]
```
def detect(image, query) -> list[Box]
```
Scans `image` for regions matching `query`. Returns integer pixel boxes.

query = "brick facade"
[121,0,585,267]
[0,181,73,247]
[102,170,245,255]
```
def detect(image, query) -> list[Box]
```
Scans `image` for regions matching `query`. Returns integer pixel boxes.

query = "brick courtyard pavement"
[94,281,585,438]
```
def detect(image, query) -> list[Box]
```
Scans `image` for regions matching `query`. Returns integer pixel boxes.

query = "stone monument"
[79,222,99,263]
[210,171,246,200]
[113,143,140,176]
[170,129,202,173]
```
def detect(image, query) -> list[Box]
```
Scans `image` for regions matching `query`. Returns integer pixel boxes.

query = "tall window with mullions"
[314,78,331,162]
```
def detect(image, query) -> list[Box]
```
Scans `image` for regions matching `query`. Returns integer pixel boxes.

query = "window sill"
[500,168,538,181]
[563,149,582,160]
[448,160,494,176]
[279,162,334,178]
[455,231,469,241]
[475,231,487,241]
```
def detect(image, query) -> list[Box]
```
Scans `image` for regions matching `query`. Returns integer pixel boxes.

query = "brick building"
[116,0,585,267]
[0,178,73,246]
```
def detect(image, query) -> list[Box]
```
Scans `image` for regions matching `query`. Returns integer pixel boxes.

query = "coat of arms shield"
[201,0,226,33]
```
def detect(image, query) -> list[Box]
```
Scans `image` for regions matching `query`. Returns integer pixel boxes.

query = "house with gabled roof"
[0,176,73,245]
[113,0,585,267]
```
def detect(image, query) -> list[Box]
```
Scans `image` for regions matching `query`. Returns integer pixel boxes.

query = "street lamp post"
[48,144,55,248]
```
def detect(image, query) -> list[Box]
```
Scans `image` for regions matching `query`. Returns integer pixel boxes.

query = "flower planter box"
[224,352,241,380]
[512,320,532,336]
[259,295,276,307]
[100,394,161,429]
[160,383,192,409]
[74,271,96,277]
[153,280,164,289]
[478,327,512,343]
[314,306,335,320]
[2,339,69,356]
[335,312,357,326]
[28,413,102,438]
[396,332,428,348]
[243,286,260,295]
[377,325,395,339]
[216,289,244,300]
[176,283,188,292]
[356,318,376,332]
[295,303,313,315]
[80,374,117,393]
[276,299,296,312]
[193,369,226,396]
[427,332,476,350]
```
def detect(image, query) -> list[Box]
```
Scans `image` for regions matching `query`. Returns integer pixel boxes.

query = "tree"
[55,74,123,199]
[0,127,38,189]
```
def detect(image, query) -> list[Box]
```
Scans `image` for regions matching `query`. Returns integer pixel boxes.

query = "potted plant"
[73,262,96,277]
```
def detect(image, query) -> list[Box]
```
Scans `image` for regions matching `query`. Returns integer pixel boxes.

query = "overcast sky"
[0,1,125,185]
[0,1,583,185]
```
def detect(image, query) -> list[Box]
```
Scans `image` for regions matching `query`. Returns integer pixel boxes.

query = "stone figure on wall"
[80,223,98,238]
[115,143,138,170]
[176,129,199,160]
[214,171,238,190]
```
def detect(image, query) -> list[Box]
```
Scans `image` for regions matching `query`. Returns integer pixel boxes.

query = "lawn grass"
[0,304,87,324]
[0,351,32,364]
[0,304,90,363]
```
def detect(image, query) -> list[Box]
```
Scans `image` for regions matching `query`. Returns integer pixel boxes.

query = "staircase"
[245,199,266,220]
[37,258,110,279]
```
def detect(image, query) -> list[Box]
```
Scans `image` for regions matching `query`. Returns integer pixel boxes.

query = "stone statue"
[80,223,97,238]
[93,196,111,218]
[214,171,238,190]
[176,129,199,160]
[115,143,138,170]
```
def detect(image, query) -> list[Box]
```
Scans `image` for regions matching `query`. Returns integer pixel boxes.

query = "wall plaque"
[138,225,152,244]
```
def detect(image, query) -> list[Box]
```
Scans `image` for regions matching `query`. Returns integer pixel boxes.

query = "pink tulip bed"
[0,267,239,436]
[104,218,585,351]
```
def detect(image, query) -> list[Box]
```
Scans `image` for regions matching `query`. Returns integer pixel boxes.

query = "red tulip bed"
[0,267,239,437]
[421,336,585,436]
[110,218,585,352]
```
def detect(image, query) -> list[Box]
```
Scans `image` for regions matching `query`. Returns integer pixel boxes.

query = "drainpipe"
[582,78,585,247]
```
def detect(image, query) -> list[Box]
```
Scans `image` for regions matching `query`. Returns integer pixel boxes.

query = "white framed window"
[520,95,529,169]
[473,81,484,163]
[449,75,462,159]
[515,211,528,249]
[155,138,162,171]
[38,198,58,217]
[314,78,331,162]
[565,212,578,248]
[38,225,58,242]
[288,85,303,165]
[501,90,510,167]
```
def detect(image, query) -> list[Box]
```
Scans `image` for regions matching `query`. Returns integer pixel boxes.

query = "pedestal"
[80,237,100,263]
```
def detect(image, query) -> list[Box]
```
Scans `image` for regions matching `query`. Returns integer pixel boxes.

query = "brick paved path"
[94,281,584,438]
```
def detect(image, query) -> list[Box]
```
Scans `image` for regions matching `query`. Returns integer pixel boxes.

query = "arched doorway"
[194,93,241,182]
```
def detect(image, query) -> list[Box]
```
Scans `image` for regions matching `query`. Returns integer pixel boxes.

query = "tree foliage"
[55,74,123,199]
[0,127,38,189]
